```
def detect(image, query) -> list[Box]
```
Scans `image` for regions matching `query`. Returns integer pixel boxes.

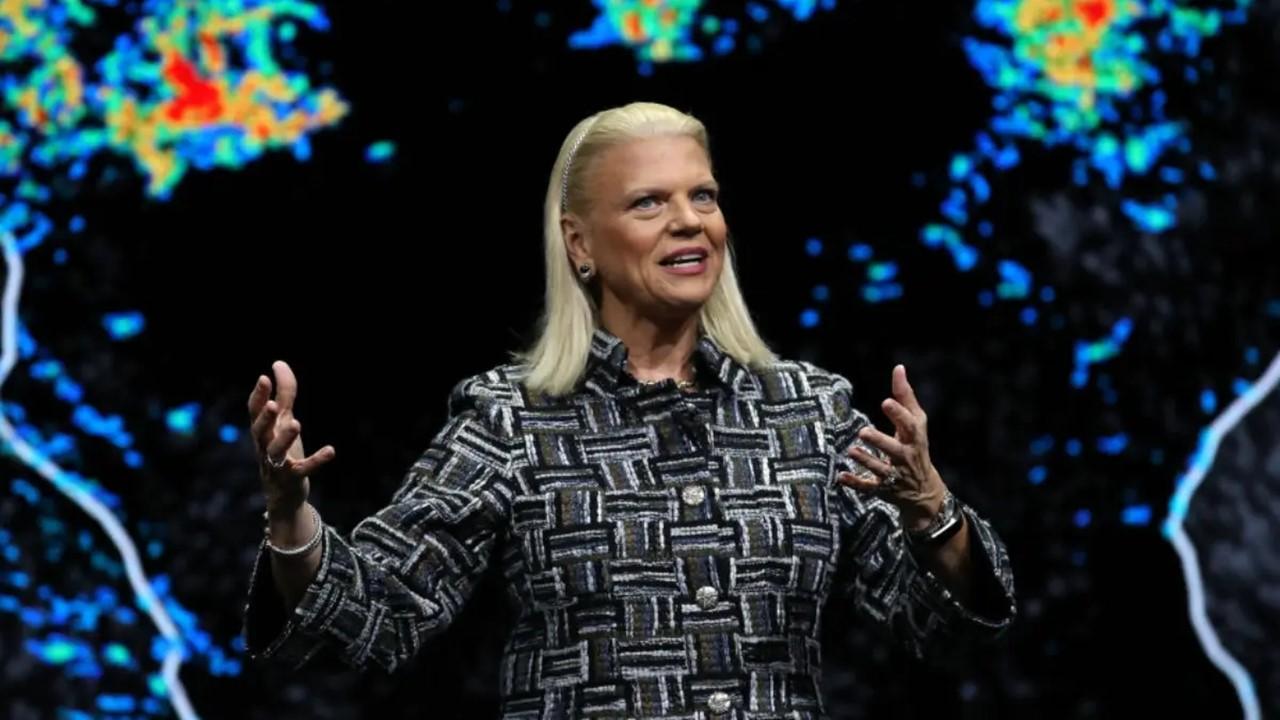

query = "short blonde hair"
[516,102,776,396]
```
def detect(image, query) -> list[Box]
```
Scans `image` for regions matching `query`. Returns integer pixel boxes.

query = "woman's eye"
[694,188,718,203]
[632,196,658,210]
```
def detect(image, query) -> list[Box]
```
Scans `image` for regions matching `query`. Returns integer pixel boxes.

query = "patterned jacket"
[243,327,1016,719]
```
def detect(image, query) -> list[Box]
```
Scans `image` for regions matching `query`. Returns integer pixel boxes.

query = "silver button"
[707,691,732,714]
[695,585,719,610]
[681,485,706,506]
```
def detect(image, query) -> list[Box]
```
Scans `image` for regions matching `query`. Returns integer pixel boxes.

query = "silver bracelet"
[263,503,323,557]
[905,490,964,548]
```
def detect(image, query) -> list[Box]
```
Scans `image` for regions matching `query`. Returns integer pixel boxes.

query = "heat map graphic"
[0,1,345,717]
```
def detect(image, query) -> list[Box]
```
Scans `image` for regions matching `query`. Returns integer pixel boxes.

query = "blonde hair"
[515,102,776,397]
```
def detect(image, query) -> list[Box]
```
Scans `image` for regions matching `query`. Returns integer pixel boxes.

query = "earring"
[578,263,593,280]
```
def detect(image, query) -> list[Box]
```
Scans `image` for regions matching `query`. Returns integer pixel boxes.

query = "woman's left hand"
[837,364,948,530]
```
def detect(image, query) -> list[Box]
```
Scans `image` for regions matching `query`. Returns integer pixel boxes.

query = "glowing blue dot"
[847,243,872,262]
[69,216,86,233]
[220,424,240,443]
[365,141,396,164]
[1121,505,1152,526]
[978,220,993,237]
[863,283,902,302]
[1200,389,1217,414]
[104,644,132,666]
[1028,465,1047,485]
[12,478,39,503]
[1244,346,1259,364]
[804,237,823,256]
[799,309,820,328]
[103,311,145,340]
[977,290,994,308]
[37,638,78,664]
[1232,378,1250,396]
[1020,307,1038,325]
[1040,286,1056,302]
[811,285,829,302]
[867,261,898,283]
[124,450,142,468]
[53,248,68,265]
[31,359,61,380]
[1073,509,1092,528]
[277,20,297,42]
[1097,433,1128,455]
[148,674,168,697]
[97,695,136,713]
[1065,438,1082,457]
[165,403,201,435]
[55,377,84,403]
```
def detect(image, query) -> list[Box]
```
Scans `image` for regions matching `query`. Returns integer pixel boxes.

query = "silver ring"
[880,468,902,490]
[265,454,289,470]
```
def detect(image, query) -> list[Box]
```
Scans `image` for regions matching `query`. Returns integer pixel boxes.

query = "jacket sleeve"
[820,369,1017,664]
[241,373,519,673]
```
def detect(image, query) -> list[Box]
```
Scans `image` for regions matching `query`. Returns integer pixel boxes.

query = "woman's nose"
[668,199,703,236]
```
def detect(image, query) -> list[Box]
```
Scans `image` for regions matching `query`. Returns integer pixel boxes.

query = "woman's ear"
[562,214,591,267]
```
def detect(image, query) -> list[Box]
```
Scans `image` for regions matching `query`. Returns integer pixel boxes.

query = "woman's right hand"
[248,360,336,515]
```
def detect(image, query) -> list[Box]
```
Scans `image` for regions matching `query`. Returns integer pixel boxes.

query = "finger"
[291,445,336,477]
[836,471,881,492]
[251,400,279,451]
[266,418,299,461]
[880,398,918,442]
[247,375,271,421]
[854,425,907,463]
[273,360,299,416]
[849,445,896,479]
[892,364,924,416]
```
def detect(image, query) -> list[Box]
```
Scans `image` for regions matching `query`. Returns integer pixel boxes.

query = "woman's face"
[564,134,727,324]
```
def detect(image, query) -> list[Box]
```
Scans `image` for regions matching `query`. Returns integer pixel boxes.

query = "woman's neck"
[599,309,700,384]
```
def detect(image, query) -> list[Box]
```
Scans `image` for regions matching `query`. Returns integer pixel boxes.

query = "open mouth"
[659,249,708,267]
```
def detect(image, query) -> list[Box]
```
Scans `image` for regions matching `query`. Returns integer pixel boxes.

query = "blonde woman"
[243,102,1016,718]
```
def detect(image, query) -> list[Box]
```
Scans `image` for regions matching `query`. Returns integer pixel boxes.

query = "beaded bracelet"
[263,504,323,557]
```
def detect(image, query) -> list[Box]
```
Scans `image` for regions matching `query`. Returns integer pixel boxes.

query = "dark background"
[3,1,1278,718]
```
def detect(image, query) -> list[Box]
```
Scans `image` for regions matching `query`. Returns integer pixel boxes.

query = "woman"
[242,102,1016,718]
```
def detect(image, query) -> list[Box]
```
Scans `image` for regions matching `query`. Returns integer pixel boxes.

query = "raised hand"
[247,360,336,514]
